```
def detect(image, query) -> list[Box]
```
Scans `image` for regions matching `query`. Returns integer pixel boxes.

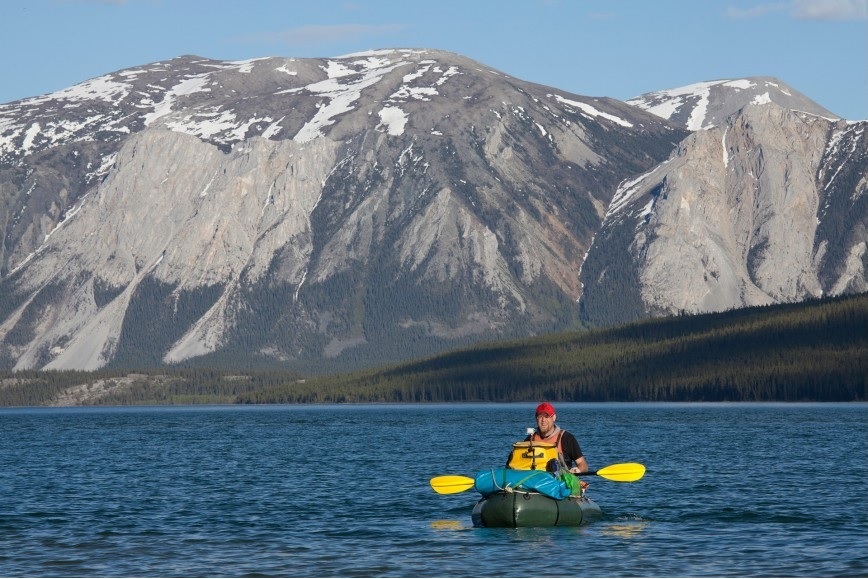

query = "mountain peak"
[626,76,840,130]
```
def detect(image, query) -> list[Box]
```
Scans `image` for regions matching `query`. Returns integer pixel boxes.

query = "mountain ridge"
[0,49,864,372]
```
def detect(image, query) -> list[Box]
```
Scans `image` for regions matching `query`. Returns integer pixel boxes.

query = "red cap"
[535,402,556,417]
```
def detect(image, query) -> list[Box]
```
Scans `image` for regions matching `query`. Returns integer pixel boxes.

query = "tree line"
[0,368,300,407]
[235,292,867,404]
[1,292,865,406]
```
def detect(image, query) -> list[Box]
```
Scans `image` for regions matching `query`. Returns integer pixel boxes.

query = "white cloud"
[727,0,867,20]
[791,0,868,19]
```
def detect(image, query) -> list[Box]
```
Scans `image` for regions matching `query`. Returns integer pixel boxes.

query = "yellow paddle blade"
[595,462,646,482]
[430,475,475,494]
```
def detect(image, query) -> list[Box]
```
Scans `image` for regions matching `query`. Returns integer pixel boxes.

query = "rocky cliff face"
[580,102,867,326]
[0,49,687,370]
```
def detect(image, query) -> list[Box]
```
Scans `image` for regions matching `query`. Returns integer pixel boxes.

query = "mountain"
[580,79,867,326]
[0,49,686,371]
[0,53,864,372]
[625,76,841,130]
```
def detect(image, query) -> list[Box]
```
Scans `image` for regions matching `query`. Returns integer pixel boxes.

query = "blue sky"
[2,0,866,119]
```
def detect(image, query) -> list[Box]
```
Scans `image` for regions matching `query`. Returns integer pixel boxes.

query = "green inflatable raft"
[472,490,602,528]
[470,468,602,527]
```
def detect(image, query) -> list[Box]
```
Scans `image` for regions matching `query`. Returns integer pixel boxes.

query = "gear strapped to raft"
[474,468,578,500]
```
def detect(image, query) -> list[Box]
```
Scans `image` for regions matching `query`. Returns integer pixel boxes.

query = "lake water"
[1,403,865,577]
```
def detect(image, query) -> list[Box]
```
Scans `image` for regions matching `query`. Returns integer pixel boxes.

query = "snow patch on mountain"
[294,60,406,143]
[550,94,633,127]
[31,75,133,106]
[294,52,463,143]
[606,160,671,218]
[144,73,213,126]
[630,80,727,130]
[752,92,772,105]
[378,106,408,135]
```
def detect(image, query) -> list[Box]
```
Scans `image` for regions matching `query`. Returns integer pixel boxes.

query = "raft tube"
[471,491,602,528]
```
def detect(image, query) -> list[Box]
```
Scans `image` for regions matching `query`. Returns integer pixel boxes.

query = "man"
[529,402,588,474]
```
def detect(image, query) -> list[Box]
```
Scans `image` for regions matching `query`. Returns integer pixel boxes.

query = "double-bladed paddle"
[429,462,646,495]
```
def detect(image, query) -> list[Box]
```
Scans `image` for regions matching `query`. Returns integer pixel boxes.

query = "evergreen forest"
[1,292,865,406]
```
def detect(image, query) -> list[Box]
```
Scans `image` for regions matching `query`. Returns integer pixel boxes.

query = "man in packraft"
[528,402,590,492]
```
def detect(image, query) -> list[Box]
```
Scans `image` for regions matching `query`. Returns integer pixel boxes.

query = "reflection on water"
[601,520,649,539]
[430,519,467,531]
[430,514,649,538]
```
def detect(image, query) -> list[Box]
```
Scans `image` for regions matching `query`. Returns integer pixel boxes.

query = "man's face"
[536,412,555,433]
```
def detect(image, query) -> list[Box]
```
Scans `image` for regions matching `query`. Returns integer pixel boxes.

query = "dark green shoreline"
[2,292,866,406]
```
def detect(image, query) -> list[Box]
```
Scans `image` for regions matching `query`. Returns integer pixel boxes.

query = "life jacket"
[506,428,565,471]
